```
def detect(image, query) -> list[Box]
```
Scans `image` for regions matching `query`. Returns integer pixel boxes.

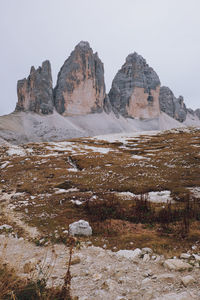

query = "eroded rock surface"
[109,52,161,119]
[54,41,106,116]
[159,86,187,122]
[16,61,54,114]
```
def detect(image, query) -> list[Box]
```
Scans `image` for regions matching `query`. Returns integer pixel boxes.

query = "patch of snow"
[116,190,175,203]
[1,161,9,169]
[54,188,79,194]
[148,191,174,203]
[0,224,13,230]
[71,200,83,206]
[82,145,111,154]
[7,146,26,156]
[132,155,150,160]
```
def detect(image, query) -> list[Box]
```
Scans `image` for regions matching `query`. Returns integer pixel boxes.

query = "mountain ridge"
[0,41,199,144]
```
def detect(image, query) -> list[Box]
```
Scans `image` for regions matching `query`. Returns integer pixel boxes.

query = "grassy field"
[0,127,200,256]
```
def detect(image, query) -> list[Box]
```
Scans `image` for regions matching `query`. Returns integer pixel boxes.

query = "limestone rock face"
[195,108,200,120]
[159,86,187,122]
[174,96,187,122]
[16,61,53,114]
[109,52,161,119]
[54,41,105,116]
[159,86,175,118]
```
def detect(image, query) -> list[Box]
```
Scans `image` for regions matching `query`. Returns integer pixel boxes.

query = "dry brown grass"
[0,128,200,255]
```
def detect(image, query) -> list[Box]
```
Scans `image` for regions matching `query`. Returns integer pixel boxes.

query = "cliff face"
[13,42,199,124]
[108,53,161,119]
[159,86,187,122]
[16,61,53,114]
[54,41,105,116]
[195,109,200,119]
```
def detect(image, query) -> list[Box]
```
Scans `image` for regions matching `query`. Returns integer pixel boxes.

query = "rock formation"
[159,86,187,122]
[195,109,200,120]
[13,41,200,126]
[108,52,161,119]
[16,61,54,114]
[54,41,106,116]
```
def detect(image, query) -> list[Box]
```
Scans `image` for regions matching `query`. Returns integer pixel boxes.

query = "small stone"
[93,273,102,281]
[142,278,151,285]
[192,254,200,261]
[164,259,192,271]
[158,273,176,283]
[141,247,153,255]
[71,257,81,265]
[181,275,195,287]
[180,253,191,259]
[143,254,150,262]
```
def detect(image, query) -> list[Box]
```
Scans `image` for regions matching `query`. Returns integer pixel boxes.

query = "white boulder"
[69,220,92,236]
[0,224,12,231]
[181,275,195,287]
[164,259,192,271]
[116,248,142,260]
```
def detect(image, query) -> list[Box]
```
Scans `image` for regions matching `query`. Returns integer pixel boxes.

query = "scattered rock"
[143,254,150,262]
[69,220,92,236]
[155,291,195,300]
[71,256,81,265]
[181,275,195,287]
[116,248,142,260]
[158,273,176,283]
[141,247,153,255]
[192,254,200,261]
[164,259,192,271]
[180,253,191,259]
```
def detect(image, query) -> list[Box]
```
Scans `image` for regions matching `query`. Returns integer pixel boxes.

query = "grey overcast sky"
[0,0,199,115]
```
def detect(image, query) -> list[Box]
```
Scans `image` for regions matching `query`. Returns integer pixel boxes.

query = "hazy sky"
[0,0,199,115]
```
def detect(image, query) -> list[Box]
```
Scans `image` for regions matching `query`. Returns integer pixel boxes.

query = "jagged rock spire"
[54,41,106,116]
[16,60,54,114]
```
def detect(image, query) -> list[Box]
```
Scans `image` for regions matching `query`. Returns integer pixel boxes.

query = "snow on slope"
[0,110,186,145]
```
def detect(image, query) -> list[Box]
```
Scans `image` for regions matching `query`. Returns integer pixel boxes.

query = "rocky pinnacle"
[16,61,54,114]
[54,41,106,116]
[108,52,161,119]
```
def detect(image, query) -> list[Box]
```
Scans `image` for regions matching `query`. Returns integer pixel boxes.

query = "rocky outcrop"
[159,86,187,122]
[109,52,161,119]
[54,41,105,116]
[195,109,200,120]
[16,61,53,114]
